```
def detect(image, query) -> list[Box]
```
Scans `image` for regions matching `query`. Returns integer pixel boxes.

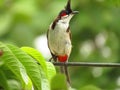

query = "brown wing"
[47,28,57,61]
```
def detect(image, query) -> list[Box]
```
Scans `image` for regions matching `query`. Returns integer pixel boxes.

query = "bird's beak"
[72,11,79,14]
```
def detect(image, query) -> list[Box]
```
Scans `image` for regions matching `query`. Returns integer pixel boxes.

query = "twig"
[53,62,120,67]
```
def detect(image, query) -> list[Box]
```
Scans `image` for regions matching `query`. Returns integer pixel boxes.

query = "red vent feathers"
[58,55,68,62]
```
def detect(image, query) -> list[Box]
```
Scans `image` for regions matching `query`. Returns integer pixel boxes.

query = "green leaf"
[0,70,9,90]
[7,44,42,90]
[21,47,56,81]
[24,77,33,90]
[8,80,21,90]
[21,47,47,72]
[21,47,56,90]
[0,42,27,85]
[51,74,68,90]
[37,62,56,90]
[19,66,29,85]
[39,66,50,90]
[46,62,56,81]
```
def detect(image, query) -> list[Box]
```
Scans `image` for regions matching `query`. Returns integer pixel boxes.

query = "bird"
[47,0,78,85]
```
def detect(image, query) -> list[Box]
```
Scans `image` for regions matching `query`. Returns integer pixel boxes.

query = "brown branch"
[53,62,120,67]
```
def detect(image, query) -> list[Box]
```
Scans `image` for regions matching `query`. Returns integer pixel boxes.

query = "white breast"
[48,21,72,56]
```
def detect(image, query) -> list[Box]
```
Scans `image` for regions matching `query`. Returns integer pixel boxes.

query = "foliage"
[51,74,68,90]
[0,42,62,90]
[0,0,120,90]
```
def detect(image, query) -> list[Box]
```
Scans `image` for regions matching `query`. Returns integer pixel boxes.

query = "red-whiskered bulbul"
[47,0,78,85]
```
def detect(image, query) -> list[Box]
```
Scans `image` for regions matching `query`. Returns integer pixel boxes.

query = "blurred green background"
[0,0,120,89]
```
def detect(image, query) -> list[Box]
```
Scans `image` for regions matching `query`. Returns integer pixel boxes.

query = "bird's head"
[58,0,78,23]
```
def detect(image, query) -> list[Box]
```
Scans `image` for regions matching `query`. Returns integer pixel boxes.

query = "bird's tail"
[60,63,71,86]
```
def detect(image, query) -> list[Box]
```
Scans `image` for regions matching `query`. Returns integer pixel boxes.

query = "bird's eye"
[61,12,67,17]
